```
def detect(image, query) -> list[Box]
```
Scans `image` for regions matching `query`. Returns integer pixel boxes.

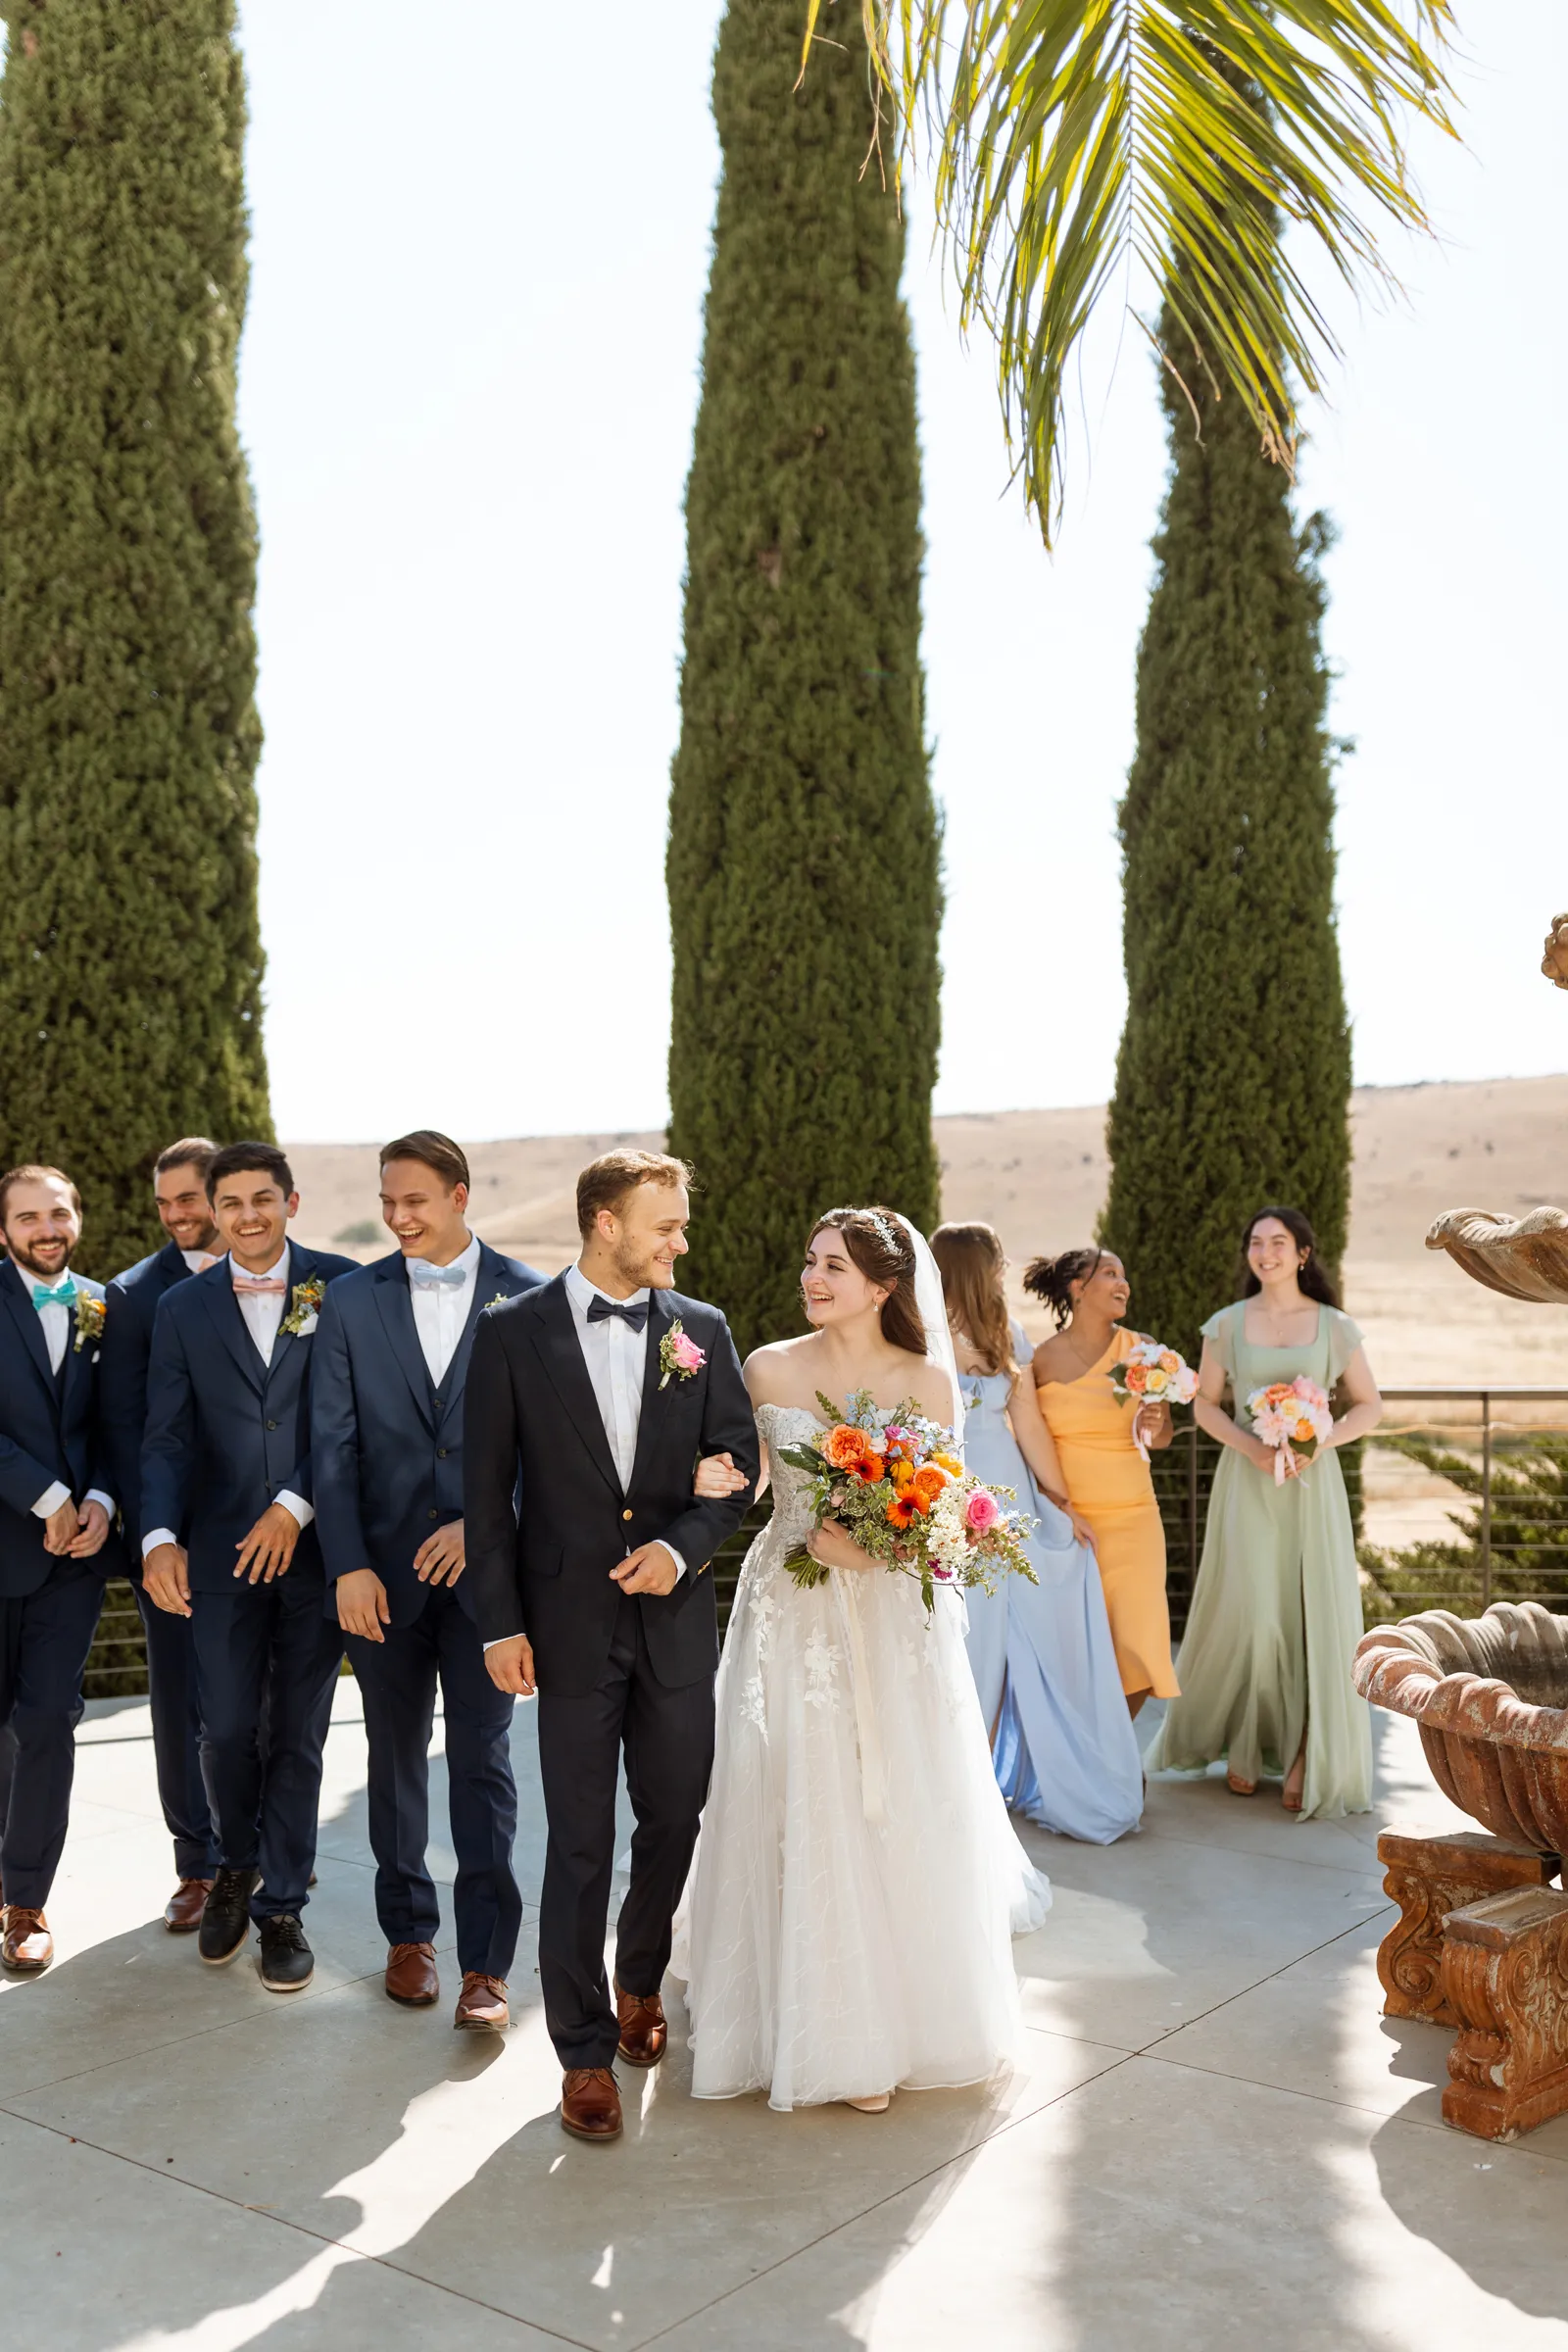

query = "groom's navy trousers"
[465,1275,760,2072]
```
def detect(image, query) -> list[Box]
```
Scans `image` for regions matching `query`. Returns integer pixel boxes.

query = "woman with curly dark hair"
[1026,1247,1178,1717]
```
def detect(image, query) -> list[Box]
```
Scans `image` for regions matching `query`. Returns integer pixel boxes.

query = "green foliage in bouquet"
[0,0,270,1277]
[1360,1434,1568,1629]
[666,0,939,1350]
[1101,85,1351,1366]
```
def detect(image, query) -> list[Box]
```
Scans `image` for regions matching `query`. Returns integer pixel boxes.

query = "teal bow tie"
[32,1278,76,1311]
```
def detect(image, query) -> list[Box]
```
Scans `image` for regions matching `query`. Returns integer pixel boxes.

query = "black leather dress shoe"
[198,1866,260,1965]
[258,1912,315,1992]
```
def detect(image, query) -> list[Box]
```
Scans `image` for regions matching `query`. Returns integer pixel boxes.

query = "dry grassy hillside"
[286,1074,1568,1391]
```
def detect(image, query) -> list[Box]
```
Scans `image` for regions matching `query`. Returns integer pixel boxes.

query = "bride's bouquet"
[777,1390,1037,1613]
[1246,1377,1335,1484]
[1108,1339,1199,1457]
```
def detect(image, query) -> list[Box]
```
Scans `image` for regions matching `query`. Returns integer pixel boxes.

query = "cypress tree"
[0,0,270,1277]
[1101,294,1352,1365]
[666,0,939,1350]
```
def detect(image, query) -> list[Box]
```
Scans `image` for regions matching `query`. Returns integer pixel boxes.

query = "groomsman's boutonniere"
[74,1295,107,1353]
[281,1279,324,1337]
[659,1318,706,1390]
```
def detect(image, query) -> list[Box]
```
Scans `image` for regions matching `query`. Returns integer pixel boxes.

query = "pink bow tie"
[232,1274,287,1296]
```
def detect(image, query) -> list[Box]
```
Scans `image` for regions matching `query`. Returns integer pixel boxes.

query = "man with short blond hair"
[0,1166,120,1974]
[466,1151,758,2140]
[99,1138,222,1931]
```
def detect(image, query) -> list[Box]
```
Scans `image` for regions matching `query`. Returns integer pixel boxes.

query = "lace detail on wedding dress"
[673,1402,1052,2112]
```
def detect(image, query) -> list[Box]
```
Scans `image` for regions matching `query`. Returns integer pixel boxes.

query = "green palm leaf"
[803,1,1458,541]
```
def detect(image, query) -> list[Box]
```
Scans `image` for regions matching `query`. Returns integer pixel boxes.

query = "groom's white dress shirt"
[483,1260,686,1651]
[142,1244,313,1558]
[27,1266,115,1523]
[407,1232,481,1386]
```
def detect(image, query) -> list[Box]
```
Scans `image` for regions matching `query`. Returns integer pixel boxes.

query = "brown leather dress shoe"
[454,1971,510,2031]
[561,2067,623,2142]
[614,1979,667,2068]
[165,1879,214,1933]
[385,1941,440,2006]
[2,1906,54,1974]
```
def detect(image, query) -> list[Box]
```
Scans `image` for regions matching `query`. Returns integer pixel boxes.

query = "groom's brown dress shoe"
[561,2068,623,2142]
[614,1980,667,2068]
[385,1941,440,2006]
[454,1972,510,2031]
[1,1906,53,1974]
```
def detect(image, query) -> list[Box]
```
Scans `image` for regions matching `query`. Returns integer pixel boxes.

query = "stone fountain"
[1349,913,1568,2140]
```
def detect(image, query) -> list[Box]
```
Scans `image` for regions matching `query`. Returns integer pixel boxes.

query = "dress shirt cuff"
[32,1480,71,1521]
[483,1636,516,1651]
[85,1489,115,1519]
[142,1528,178,1559]
[275,1489,315,1532]
[659,1543,688,1583]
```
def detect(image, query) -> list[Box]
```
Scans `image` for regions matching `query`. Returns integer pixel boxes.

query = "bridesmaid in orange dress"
[1026,1249,1179,1715]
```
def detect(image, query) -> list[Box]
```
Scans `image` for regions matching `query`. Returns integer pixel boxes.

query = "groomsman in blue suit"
[99,1138,222,1933]
[313,1132,542,2029]
[0,1165,121,1975]
[141,1144,355,1992]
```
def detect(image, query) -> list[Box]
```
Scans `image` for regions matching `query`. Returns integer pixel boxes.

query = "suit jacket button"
[622,1509,633,1523]
[428,1509,439,1521]
[437,1446,448,1458]
[266,1418,278,1430]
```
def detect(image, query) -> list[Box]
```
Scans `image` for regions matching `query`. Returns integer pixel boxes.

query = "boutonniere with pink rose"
[73,1294,107,1353]
[659,1318,706,1390]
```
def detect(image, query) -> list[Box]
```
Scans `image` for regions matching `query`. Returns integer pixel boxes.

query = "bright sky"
[235,1,1566,1143]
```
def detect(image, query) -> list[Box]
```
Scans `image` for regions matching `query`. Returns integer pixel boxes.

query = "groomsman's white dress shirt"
[407,1233,480,1386]
[483,1259,686,1651]
[142,1245,313,1557]
[28,1267,115,1522]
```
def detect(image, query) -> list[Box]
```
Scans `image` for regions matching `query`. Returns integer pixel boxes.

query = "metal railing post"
[1481,1391,1494,1610]
[1187,1423,1199,1588]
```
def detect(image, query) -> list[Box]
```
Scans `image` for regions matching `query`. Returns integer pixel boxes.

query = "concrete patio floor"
[5,1682,1568,2350]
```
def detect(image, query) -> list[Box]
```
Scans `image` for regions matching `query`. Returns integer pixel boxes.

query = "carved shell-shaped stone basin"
[1353,1602,1568,1854]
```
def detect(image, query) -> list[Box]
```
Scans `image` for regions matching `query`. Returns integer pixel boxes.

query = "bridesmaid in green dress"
[1145,1206,1383,1819]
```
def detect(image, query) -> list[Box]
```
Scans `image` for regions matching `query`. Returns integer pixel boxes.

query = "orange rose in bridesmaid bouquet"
[1123,1362,1149,1395]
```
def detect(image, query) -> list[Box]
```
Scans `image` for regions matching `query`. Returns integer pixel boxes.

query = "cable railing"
[82,1383,1568,1695]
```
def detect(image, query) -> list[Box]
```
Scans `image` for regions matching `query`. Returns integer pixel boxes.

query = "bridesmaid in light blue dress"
[933,1225,1143,1844]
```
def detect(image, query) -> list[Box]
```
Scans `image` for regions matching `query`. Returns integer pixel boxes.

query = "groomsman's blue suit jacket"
[99,1239,194,1552]
[140,1242,358,1594]
[311,1242,544,1628]
[0,1256,123,1597]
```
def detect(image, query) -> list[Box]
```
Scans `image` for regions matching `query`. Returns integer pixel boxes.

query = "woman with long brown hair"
[1144,1207,1379,1817]
[932,1222,1142,1843]
[676,1205,1050,2118]
[1028,1247,1179,1715]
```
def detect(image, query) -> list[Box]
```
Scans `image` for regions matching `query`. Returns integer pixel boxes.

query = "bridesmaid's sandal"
[1226,1773,1258,1797]
[1283,1750,1307,1812]
[845,2092,892,2114]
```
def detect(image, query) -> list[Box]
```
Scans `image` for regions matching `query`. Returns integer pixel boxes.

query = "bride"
[673,1204,1051,2115]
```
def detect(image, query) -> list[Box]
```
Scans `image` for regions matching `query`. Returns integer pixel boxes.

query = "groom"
[465,1150,759,2143]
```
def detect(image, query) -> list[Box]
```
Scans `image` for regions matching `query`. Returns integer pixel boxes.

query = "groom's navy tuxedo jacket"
[0,1258,124,1597]
[464,1276,760,1696]
[311,1241,544,1627]
[99,1239,195,1552]
[140,1243,357,1594]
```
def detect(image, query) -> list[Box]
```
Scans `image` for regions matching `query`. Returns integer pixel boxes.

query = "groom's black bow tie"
[587,1295,649,1333]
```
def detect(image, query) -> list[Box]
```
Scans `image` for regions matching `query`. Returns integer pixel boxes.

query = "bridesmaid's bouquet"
[1246,1377,1335,1484]
[1109,1339,1199,1457]
[777,1390,1037,1613]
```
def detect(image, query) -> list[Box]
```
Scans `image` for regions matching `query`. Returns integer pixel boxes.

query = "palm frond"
[802,1,1459,542]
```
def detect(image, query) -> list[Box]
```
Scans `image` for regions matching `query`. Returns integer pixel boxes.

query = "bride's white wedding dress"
[673,1401,1051,2112]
